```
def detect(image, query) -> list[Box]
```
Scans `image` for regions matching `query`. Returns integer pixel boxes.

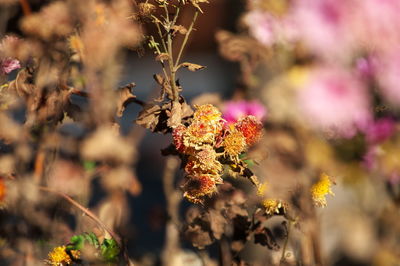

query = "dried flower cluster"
[172,104,263,203]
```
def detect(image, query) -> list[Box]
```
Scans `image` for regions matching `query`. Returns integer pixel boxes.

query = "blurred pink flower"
[376,51,400,105]
[292,0,354,59]
[353,0,400,53]
[363,117,396,144]
[223,100,266,123]
[1,57,20,74]
[244,11,275,46]
[244,10,297,47]
[297,67,372,138]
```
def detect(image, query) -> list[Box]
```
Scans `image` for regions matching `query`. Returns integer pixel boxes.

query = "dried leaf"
[155,53,170,62]
[180,100,194,118]
[184,224,213,249]
[208,210,226,240]
[180,62,206,72]
[8,68,35,98]
[167,101,182,128]
[81,127,134,163]
[171,25,187,35]
[117,83,136,117]
[135,104,162,131]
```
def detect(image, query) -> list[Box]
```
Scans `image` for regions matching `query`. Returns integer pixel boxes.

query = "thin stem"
[150,34,171,84]
[280,221,292,265]
[38,186,121,246]
[153,19,168,53]
[163,3,170,23]
[174,11,199,69]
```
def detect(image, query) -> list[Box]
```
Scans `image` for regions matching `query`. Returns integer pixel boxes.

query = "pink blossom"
[244,11,276,46]
[292,0,354,59]
[353,0,400,53]
[1,57,20,74]
[363,117,396,144]
[376,51,400,105]
[244,10,299,46]
[297,67,372,138]
[223,100,266,123]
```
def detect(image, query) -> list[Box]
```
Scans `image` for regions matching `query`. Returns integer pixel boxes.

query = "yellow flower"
[223,130,247,157]
[263,199,287,215]
[47,246,72,265]
[257,183,267,197]
[310,173,335,207]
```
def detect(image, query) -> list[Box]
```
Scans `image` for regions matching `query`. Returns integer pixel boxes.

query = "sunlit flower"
[223,130,247,157]
[263,199,287,215]
[223,100,266,123]
[47,246,72,265]
[310,173,334,207]
[235,115,263,146]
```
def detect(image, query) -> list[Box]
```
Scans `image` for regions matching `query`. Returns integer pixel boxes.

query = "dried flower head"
[223,130,247,157]
[138,3,156,17]
[263,199,288,215]
[183,175,217,203]
[47,246,72,265]
[192,145,223,175]
[193,104,222,123]
[183,120,219,149]
[310,173,335,207]
[172,124,188,153]
[235,115,263,146]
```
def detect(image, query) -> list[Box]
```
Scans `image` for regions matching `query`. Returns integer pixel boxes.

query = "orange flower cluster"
[172,104,263,203]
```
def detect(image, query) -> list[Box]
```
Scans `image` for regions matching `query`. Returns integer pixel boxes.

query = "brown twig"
[38,186,122,246]
[19,0,32,16]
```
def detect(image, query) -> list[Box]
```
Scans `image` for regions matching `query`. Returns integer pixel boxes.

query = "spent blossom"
[172,104,263,203]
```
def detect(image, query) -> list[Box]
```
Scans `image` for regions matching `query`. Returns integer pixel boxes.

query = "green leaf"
[83,160,96,171]
[100,238,120,262]
[69,234,85,250]
[68,232,100,251]
[83,232,100,248]
[243,159,254,167]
